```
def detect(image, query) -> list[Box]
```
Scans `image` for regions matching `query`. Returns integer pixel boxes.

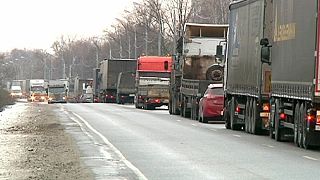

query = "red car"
[198,84,224,123]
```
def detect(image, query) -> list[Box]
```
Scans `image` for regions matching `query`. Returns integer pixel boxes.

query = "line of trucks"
[167,0,320,149]
[93,56,172,109]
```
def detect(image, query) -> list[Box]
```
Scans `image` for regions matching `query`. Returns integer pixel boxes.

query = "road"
[57,103,320,180]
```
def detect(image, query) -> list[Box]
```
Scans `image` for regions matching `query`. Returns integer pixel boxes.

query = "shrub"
[0,88,15,110]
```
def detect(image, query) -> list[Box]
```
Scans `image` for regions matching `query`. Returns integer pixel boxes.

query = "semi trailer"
[225,0,320,149]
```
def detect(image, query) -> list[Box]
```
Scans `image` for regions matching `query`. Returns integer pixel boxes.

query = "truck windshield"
[31,86,45,92]
[49,87,65,93]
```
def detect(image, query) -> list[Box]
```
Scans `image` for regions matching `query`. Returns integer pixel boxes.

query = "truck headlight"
[63,97,66,100]
[41,96,45,100]
[49,97,53,101]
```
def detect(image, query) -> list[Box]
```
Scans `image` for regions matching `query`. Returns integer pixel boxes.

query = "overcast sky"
[0,0,135,52]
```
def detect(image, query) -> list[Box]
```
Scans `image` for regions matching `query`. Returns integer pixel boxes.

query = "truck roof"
[137,56,172,73]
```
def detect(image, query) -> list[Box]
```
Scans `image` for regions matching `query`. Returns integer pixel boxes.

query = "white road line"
[209,129,217,132]
[191,124,198,127]
[262,144,275,148]
[176,120,181,122]
[233,134,241,138]
[71,112,148,180]
[303,156,318,161]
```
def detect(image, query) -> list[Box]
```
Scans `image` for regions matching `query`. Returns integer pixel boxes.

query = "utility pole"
[145,24,148,55]
[135,26,137,59]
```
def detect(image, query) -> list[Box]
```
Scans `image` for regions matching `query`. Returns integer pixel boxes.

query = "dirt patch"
[0,103,93,179]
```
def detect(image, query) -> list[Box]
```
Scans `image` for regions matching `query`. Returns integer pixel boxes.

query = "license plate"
[316,125,320,131]
[260,112,270,118]
[129,94,135,97]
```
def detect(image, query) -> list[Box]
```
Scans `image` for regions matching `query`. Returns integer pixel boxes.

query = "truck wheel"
[269,100,275,139]
[224,100,231,129]
[275,99,283,141]
[248,99,253,134]
[230,97,238,130]
[245,100,250,133]
[198,108,203,122]
[300,104,310,149]
[169,101,173,114]
[252,99,258,135]
[294,103,300,146]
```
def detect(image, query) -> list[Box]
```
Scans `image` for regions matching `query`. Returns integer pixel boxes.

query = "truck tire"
[245,100,250,133]
[294,103,300,146]
[300,104,310,149]
[230,97,240,130]
[224,100,231,129]
[248,99,253,134]
[252,99,258,135]
[269,100,275,139]
[169,101,173,114]
[275,99,283,141]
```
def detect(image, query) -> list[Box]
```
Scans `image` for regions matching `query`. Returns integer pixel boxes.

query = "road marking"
[176,120,181,122]
[209,129,217,132]
[71,112,148,180]
[233,134,241,138]
[262,144,275,148]
[303,156,318,161]
[191,124,198,127]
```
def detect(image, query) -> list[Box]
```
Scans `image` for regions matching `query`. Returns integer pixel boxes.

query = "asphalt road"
[59,103,320,180]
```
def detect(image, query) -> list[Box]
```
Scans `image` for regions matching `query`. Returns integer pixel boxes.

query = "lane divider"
[67,110,147,180]
[303,156,318,161]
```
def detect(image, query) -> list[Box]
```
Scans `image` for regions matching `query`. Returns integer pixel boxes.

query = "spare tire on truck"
[206,64,224,82]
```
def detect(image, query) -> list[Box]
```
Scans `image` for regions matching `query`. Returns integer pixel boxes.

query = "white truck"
[47,80,68,103]
[28,79,47,102]
[10,80,23,98]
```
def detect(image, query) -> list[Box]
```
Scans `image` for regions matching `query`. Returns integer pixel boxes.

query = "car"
[198,84,224,123]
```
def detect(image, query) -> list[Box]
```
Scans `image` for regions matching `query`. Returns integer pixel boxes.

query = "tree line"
[0,0,231,84]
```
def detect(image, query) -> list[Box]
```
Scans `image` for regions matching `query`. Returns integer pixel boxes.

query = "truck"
[116,71,136,104]
[225,0,320,149]
[99,58,136,103]
[28,79,47,102]
[72,76,93,103]
[135,56,172,110]
[9,80,23,98]
[47,79,68,103]
[169,23,228,121]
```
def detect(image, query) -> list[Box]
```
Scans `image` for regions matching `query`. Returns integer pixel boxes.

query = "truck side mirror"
[216,45,223,57]
[260,38,271,65]
[261,46,271,64]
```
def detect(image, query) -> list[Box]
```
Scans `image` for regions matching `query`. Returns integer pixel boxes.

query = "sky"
[0,0,135,52]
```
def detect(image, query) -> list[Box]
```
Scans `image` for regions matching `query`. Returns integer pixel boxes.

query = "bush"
[0,88,15,110]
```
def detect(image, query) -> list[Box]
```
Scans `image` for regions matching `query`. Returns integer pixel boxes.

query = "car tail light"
[280,113,286,120]
[155,99,160,103]
[307,115,315,123]
[236,106,240,113]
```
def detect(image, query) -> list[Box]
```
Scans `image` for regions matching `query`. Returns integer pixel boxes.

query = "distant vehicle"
[47,80,68,104]
[198,84,224,123]
[28,79,47,102]
[98,58,137,103]
[116,71,136,104]
[10,81,23,99]
[135,56,172,110]
[71,76,93,103]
